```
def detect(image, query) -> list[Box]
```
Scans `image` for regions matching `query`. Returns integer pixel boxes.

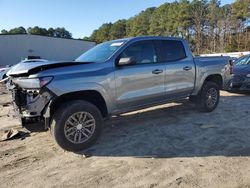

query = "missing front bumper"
[10,87,54,128]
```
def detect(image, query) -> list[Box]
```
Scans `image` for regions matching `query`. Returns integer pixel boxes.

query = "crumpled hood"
[233,65,250,75]
[7,61,89,77]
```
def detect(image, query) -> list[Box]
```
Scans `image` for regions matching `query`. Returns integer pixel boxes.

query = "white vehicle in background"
[0,59,48,81]
[20,59,48,63]
[0,66,11,80]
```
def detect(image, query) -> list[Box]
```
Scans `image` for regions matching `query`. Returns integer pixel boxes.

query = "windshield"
[235,55,250,66]
[75,40,126,63]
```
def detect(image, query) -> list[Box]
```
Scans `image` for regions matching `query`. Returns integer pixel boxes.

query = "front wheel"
[197,81,220,112]
[50,100,102,152]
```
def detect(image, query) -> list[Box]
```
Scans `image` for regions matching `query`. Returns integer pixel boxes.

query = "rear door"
[156,40,195,98]
[114,40,166,112]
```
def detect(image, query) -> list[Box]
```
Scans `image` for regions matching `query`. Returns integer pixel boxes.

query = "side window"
[119,41,157,64]
[235,56,250,66]
[159,40,186,62]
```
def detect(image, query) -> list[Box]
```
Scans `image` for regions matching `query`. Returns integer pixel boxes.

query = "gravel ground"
[0,84,250,188]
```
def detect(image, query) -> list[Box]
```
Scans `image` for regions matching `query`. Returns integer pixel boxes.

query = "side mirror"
[118,57,135,66]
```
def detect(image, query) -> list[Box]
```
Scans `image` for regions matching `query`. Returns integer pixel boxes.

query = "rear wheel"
[196,81,220,112]
[50,100,102,152]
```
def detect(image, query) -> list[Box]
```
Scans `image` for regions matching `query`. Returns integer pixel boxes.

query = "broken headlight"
[14,77,53,89]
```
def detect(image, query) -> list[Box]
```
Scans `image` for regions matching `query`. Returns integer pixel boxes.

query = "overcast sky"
[0,0,235,38]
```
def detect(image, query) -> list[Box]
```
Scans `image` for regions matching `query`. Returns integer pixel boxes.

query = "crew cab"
[6,36,231,152]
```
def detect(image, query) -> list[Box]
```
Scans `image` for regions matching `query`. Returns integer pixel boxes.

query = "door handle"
[183,66,192,71]
[152,69,163,74]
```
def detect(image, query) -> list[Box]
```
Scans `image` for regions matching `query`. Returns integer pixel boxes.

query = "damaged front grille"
[7,75,55,122]
[12,88,27,108]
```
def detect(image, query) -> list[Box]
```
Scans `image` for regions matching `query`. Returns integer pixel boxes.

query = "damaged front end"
[5,60,89,129]
[7,76,55,129]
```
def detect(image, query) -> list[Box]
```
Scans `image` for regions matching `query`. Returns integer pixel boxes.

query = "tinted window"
[158,40,186,62]
[235,55,250,66]
[120,41,157,64]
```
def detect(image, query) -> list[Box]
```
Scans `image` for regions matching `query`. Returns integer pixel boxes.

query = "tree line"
[85,0,250,54]
[1,0,249,54]
[1,26,72,39]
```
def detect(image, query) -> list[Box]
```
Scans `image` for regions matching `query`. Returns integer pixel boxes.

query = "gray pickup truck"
[6,36,231,151]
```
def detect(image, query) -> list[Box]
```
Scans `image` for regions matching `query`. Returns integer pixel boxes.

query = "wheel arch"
[204,74,223,89]
[49,90,109,119]
[191,73,223,96]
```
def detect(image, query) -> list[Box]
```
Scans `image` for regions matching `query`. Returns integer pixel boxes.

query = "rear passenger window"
[159,40,186,62]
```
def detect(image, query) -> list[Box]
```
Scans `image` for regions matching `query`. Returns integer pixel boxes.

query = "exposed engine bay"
[4,60,88,129]
[7,78,54,128]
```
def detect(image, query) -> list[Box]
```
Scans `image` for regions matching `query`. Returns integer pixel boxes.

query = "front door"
[114,40,165,112]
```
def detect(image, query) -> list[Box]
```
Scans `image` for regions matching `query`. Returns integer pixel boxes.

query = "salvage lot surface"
[0,84,250,188]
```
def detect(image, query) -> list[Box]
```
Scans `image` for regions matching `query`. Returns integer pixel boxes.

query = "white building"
[0,34,95,66]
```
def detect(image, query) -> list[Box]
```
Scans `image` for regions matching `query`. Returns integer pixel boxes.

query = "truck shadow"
[78,94,250,158]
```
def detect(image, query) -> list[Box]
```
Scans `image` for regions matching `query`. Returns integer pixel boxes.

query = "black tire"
[196,81,220,112]
[50,100,102,152]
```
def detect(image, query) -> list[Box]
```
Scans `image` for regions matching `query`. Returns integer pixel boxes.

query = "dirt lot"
[0,84,250,188]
